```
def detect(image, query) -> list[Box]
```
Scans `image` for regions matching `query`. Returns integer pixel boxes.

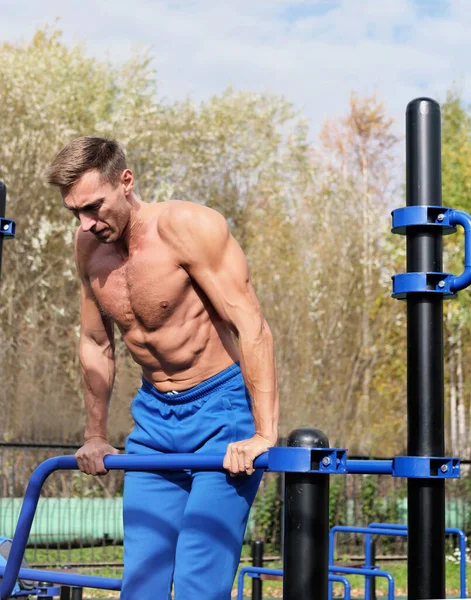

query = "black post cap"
[287,427,329,448]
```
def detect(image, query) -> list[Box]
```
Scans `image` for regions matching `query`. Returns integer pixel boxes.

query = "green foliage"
[359,475,382,525]
[329,476,347,528]
[252,474,281,544]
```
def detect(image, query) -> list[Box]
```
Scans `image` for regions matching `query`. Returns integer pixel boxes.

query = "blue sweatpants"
[121,362,263,600]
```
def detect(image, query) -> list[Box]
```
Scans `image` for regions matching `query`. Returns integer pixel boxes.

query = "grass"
[22,547,471,598]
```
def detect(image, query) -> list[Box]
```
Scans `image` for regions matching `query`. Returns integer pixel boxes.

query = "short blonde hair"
[47,136,127,190]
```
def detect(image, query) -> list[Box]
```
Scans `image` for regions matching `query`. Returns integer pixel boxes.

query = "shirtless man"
[47,137,279,600]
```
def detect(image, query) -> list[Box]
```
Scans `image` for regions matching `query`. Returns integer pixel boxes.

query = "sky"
[0,0,470,147]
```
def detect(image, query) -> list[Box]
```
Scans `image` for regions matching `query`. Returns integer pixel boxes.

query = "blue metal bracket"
[391,206,456,235]
[36,585,61,597]
[392,456,460,478]
[0,217,15,238]
[268,447,347,474]
[392,272,455,299]
[392,206,471,297]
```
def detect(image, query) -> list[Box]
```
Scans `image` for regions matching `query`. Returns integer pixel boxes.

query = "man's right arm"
[75,235,119,475]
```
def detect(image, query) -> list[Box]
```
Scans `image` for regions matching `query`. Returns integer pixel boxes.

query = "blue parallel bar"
[369,523,467,599]
[329,575,351,600]
[346,460,393,474]
[369,522,407,530]
[0,453,268,600]
[329,566,394,600]
[333,524,467,600]
[329,526,403,600]
[236,567,351,600]
[330,526,403,600]
[0,565,121,591]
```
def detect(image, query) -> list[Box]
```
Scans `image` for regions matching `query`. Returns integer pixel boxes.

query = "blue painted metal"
[329,566,394,600]
[5,448,358,599]
[392,272,455,299]
[0,564,120,591]
[34,584,61,597]
[392,206,471,297]
[443,209,471,292]
[392,456,460,478]
[368,523,467,598]
[0,218,15,238]
[325,574,351,600]
[345,460,393,474]
[391,205,456,235]
[268,447,347,473]
[364,532,373,600]
[0,453,269,600]
[331,524,468,600]
[329,526,405,600]
[236,567,351,600]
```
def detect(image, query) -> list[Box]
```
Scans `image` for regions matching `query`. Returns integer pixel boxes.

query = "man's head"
[47,136,134,243]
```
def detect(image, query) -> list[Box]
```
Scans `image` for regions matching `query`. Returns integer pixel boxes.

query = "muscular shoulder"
[157,201,229,266]
[74,227,100,280]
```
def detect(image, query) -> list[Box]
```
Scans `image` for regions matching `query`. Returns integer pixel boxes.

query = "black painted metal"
[71,586,83,600]
[0,181,6,280]
[251,539,263,600]
[283,427,329,600]
[60,586,71,600]
[406,98,445,599]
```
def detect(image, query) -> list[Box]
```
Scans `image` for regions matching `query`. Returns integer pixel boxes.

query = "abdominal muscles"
[116,295,238,388]
[88,243,238,387]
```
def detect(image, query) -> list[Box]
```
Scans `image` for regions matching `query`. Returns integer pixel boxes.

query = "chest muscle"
[88,249,190,330]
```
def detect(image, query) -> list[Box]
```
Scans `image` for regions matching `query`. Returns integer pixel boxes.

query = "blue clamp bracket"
[392,456,460,479]
[268,447,347,474]
[0,217,15,238]
[392,206,471,296]
[392,206,456,235]
[392,272,455,299]
[36,585,62,597]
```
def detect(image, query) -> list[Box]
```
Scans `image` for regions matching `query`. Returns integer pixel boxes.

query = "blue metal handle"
[0,453,268,600]
[448,209,471,292]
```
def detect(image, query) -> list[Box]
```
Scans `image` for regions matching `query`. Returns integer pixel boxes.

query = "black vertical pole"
[0,181,6,281]
[283,427,330,600]
[71,587,83,600]
[406,98,445,599]
[251,539,263,600]
[60,587,71,600]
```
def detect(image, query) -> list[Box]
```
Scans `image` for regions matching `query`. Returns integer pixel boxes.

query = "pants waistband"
[140,362,241,404]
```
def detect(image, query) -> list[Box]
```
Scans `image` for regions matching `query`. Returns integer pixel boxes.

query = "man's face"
[62,169,132,244]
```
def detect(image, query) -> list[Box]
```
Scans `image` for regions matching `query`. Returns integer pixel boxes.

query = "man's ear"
[121,169,134,196]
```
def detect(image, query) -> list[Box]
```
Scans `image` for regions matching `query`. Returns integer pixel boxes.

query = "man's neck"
[115,193,146,255]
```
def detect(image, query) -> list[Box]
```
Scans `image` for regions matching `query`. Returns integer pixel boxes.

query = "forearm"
[238,319,279,443]
[79,337,116,441]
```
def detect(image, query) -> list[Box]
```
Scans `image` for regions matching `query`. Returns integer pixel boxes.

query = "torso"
[80,202,238,391]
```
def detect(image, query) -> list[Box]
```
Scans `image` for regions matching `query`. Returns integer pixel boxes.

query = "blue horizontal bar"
[0,453,269,600]
[0,565,121,591]
[346,460,393,474]
[369,522,407,530]
[331,525,406,537]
